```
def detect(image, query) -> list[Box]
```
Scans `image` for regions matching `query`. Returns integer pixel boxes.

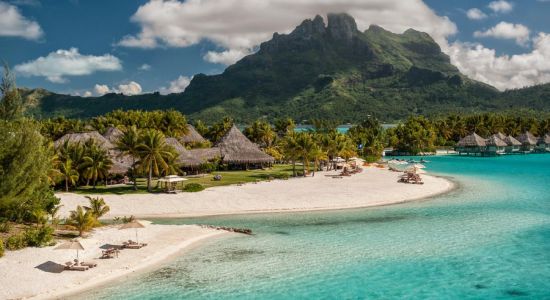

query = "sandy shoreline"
[1,167,454,300]
[0,224,228,300]
[57,168,454,219]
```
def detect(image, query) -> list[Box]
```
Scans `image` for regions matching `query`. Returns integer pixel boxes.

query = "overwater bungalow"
[536,133,550,153]
[455,133,487,156]
[485,135,507,155]
[516,131,538,153]
[503,135,521,153]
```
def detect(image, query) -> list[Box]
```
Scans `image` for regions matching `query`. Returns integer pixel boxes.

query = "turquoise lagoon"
[80,155,550,299]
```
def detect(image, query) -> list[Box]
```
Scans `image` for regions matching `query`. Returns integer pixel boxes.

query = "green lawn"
[73,164,296,195]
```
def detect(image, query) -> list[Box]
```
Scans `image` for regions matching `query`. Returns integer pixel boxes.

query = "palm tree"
[294,132,316,177]
[82,142,113,189]
[137,129,174,192]
[115,126,141,190]
[309,145,327,176]
[68,205,95,237]
[281,132,299,177]
[58,158,79,192]
[49,204,63,229]
[84,196,110,220]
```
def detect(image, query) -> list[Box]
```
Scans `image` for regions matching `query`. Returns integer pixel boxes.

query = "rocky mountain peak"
[327,13,358,41]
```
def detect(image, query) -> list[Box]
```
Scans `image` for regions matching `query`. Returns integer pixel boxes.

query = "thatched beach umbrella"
[119,220,145,243]
[55,240,85,260]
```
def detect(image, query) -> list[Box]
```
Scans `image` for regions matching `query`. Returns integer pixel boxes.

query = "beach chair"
[64,262,89,271]
[80,261,98,268]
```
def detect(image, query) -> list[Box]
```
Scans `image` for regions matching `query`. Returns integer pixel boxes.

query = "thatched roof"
[188,147,221,161]
[538,133,550,145]
[54,131,114,150]
[180,125,206,144]
[492,132,507,140]
[165,137,203,167]
[457,133,486,147]
[55,131,131,175]
[516,131,538,145]
[103,127,123,144]
[503,135,521,146]
[215,125,275,164]
[485,136,507,147]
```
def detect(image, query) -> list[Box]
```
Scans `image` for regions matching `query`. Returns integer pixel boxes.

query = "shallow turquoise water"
[80,155,550,299]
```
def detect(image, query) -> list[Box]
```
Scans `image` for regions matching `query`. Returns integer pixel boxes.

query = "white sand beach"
[58,167,454,219]
[0,223,227,300]
[1,167,453,300]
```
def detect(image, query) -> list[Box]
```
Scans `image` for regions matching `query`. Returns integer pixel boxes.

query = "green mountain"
[22,13,549,122]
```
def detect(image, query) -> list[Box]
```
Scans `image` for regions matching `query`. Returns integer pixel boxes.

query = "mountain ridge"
[19,13,549,122]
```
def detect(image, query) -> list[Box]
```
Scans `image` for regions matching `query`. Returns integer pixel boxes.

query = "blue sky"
[1,0,549,95]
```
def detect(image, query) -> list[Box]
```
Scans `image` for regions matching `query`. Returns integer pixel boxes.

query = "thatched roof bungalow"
[179,125,207,145]
[503,135,521,153]
[516,131,538,152]
[492,132,507,140]
[536,133,550,152]
[188,147,221,162]
[54,131,131,175]
[456,133,486,155]
[165,138,203,168]
[215,125,274,167]
[485,135,507,155]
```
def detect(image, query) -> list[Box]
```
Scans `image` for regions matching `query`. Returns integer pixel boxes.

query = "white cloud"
[449,33,550,90]
[116,81,142,96]
[14,48,122,83]
[466,8,487,20]
[203,49,253,65]
[83,91,92,97]
[93,82,143,96]
[488,0,513,13]
[159,75,191,94]
[0,1,43,39]
[94,84,111,96]
[118,0,457,65]
[139,63,151,71]
[474,22,530,46]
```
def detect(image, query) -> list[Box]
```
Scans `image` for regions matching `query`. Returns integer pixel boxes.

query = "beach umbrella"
[55,239,85,260]
[119,220,145,243]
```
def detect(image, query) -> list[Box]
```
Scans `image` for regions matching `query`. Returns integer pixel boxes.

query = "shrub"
[183,183,205,192]
[273,173,289,180]
[25,226,55,247]
[0,239,4,257]
[0,221,11,233]
[6,233,27,250]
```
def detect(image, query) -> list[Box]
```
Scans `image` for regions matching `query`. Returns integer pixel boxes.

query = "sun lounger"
[64,262,89,271]
[80,261,98,268]
[122,240,147,249]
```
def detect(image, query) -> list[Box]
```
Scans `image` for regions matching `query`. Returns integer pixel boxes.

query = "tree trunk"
[147,164,153,192]
[65,177,69,192]
[93,178,96,189]
[292,160,296,177]
[132,158,137,191]
[302,159,306,177]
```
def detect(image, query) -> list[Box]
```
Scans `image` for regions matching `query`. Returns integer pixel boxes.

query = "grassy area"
[73,164,296,195]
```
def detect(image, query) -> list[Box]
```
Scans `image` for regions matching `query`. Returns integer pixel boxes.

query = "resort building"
[503,135,521,153]
[536,134,550,152]
[215,125,275,169]
[164,137,203,171]
[179,124,207,146]
[485,135,507,155]
[54,131,132,175]
[455,133,487,155]
[516,131,538,153]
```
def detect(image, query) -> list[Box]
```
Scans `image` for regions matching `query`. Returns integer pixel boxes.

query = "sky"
[1,0,549,96]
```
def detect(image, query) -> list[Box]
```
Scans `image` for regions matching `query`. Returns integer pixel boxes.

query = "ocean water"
[79,155,550,299]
